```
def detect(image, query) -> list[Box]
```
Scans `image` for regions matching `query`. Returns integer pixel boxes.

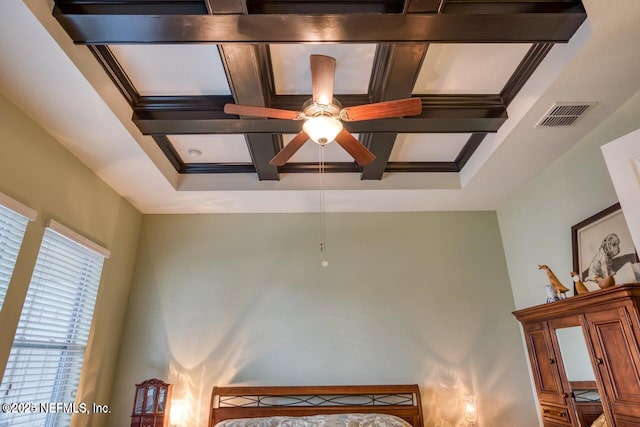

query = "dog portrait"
[572,203,639,288]
[587,232,621,279]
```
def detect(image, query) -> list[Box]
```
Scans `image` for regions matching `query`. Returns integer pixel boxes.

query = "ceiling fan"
[224,55,423,167]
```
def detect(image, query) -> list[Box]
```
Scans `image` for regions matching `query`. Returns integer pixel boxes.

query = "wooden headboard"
[209,385,423,427]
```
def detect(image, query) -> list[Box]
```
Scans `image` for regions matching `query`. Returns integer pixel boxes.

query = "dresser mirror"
[556,326,595,383]
[555,326,606,426]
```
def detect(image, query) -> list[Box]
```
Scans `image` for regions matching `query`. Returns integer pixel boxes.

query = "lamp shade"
[303,116,343,145]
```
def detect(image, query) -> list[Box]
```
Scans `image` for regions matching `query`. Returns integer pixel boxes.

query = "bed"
[209,385,423,427]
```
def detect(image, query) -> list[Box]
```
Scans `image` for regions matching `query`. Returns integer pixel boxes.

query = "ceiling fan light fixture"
[303,116,343,145]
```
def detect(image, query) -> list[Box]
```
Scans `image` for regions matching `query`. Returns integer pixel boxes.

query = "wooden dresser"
[513,284,640,427]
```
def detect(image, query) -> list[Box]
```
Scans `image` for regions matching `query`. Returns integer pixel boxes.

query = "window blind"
[0,203,31,310]
[0,226,106,427]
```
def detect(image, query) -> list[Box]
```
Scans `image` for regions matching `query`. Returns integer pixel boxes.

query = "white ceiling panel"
[270,44,376,95]
[413,44,531,94]
[169,135,251,163]
[284,134,358,163]
[389,134,471,162]
[109,45,231,95]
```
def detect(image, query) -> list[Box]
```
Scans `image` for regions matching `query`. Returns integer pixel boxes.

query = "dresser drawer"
[541,404,570,424]
[543,421,571,427]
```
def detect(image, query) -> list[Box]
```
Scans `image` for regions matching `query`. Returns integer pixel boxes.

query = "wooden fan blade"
[224,104,302,120]
[269,131,309,166]
[340,97,422,122]
[334,129,376,166]
[310,55,336,105]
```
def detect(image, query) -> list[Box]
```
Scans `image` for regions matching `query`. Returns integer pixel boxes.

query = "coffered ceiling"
[1,0,640,212]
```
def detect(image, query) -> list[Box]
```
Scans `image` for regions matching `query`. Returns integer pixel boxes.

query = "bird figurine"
[570,272,589,295]
[594,274,616,289]
[539,264,570,299]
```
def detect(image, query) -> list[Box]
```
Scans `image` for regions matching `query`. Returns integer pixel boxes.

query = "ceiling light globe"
[303,116,343,145]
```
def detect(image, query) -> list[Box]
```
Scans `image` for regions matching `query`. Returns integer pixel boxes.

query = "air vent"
[535,102,595,128]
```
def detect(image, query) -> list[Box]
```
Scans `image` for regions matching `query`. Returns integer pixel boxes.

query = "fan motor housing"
[303,98,342,119]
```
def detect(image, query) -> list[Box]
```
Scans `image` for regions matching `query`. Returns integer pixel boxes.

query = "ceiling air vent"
[535,102,595,128]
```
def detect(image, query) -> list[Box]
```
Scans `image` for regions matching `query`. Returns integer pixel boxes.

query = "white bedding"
[215,413,412,427]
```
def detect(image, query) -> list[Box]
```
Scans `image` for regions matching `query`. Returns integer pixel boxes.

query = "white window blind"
[0,194,35,310]
[0,224,107,427]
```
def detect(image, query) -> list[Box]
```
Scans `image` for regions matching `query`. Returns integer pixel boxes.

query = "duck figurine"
[539,264,570,298]
[570,272,589,295]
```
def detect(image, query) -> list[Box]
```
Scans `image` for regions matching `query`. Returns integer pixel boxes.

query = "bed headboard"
[209,385,423,427]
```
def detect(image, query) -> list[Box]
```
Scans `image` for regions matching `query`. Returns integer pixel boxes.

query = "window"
[0,220,109,427]
[0,193,36,310]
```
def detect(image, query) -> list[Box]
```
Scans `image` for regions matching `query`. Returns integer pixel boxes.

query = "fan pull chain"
[319,145,328,267]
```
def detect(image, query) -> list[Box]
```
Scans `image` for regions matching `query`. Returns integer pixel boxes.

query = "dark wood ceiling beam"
[360,41,429,180]
[54,0,583,16]
[55,1,208,14]
[403,0,443,13]
[132,94,507,134]
[205,0,247,14]
[246,0,404,14]
[178,161,460,174]
[218,44,280,180]
[182,163,257,174]
[135,94,505,111]
[441,1,584,14]
[210,0,283,179]
[53,9,587,44]
[385,161,457,173]
[134,114,507,135]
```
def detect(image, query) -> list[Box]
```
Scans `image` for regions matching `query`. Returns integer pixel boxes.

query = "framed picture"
[572,203,639,290]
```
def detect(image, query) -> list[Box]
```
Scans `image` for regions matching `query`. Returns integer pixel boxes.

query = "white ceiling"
[1,0,640,213]
[109,44,232,96]
[390,134,470,162]
[413,43,531,94]
[170,135,252,163]
[270,44,377,95]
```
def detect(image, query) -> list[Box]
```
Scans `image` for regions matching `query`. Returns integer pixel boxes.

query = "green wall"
[498,89,640,310]
[0,93,142,427]
[497,86,640,426]
[109,211,538,427]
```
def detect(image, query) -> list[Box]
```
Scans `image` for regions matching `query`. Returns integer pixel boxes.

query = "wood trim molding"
[53,9,587,44]
[501,43,554,106]
[455,133,487,170]
[88,45,139,106]
[175,161,460,175]
[153,135,184,172]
